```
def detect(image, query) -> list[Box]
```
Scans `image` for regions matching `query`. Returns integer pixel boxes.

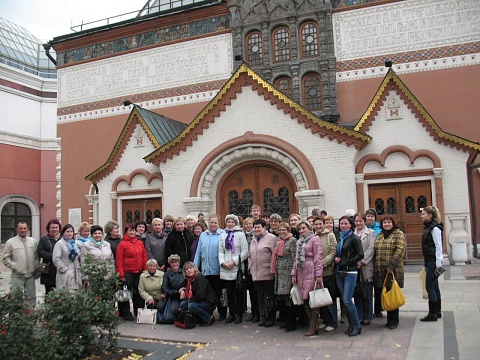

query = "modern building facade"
[50,0,480,263]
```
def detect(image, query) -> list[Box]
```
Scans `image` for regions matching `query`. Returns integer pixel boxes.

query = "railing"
[70,0,212,33]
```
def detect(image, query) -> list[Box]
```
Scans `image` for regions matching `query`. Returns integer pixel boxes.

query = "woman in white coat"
[218,214,249,324]
[53,224,82,291]
[353,213,376,325]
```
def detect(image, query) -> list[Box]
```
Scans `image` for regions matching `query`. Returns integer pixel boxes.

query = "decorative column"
[355,173,365,212]
[55,138,62,221]
[295,190,325,220]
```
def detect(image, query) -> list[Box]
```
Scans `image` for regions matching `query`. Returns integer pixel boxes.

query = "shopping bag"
[157,298,177,324]
[381,273,405,311]
[174,308,196,329]
[290,284,304,305]
[114,283,132,302]
[309,282,332,309]
[137,304,157,324]
[419,269,428,299]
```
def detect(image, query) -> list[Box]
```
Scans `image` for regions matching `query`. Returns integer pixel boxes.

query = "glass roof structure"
[138,0,210,17]
[0,17,56,79]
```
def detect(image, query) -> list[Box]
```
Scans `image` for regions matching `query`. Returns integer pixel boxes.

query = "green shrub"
[0,259,119,359]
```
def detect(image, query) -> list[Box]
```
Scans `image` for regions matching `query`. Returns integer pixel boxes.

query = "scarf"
[185,273,197,300]
[381,227,396,240]
[92,238,103,247]
[270,233,293,273]
[337,230,352,258]
[295,231,314,268]
[64,237,78,262]
[77,236,90,243]
[225,229,236,253]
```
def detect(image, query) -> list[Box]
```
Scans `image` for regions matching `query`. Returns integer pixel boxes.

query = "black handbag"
[235,255,246,294]
[354,270,368,298]
[174,308,196,329]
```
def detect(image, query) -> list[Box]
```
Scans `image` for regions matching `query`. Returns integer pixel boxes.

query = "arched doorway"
[217,161,297,221]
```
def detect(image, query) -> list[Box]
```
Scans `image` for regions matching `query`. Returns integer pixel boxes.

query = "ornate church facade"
[50,0,480,263]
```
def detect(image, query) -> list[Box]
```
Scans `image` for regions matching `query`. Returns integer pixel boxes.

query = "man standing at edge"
[3,222,38,308]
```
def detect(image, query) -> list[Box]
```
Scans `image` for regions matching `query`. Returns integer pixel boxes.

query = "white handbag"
[137,304,158,324]
[308,282,332,309]
[290,284,304,305]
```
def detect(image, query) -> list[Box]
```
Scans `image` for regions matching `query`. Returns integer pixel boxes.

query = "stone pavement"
[1,251,479,360]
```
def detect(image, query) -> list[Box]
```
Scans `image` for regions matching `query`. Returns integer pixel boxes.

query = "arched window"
[1,202,32,243]
[300,22,319,58]
[273,26,290,63]
[246,31,263,66]
[302,73,322,111]
[274,76,293,99]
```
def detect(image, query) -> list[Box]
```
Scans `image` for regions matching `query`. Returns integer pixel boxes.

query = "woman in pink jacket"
[292,221,323,336]
[249,218,278,327]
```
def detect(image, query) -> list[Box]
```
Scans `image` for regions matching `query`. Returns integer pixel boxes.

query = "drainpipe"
[468,149,480,258]
[43,42,56,65]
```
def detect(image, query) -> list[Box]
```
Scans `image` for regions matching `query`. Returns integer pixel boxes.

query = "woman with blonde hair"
[75,221,91,251]
[420,206,444,321]
[165,217,193,267]
[185,214,197,233]
[145,218,168,270]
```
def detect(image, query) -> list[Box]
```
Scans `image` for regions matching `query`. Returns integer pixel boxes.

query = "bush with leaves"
[0,258,120,360]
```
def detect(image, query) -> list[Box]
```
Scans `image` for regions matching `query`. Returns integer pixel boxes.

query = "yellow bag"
[381,273,406,311]
[419,268,428,299]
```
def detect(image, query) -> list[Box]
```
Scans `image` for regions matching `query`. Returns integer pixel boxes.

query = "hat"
[225,214,239,226]
[168,254,180,263]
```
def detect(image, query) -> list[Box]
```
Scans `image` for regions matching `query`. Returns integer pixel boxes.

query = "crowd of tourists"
[2,205,444,335]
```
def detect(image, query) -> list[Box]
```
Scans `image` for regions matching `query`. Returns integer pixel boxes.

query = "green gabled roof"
[135,106,187,147]
[85,105,187,182]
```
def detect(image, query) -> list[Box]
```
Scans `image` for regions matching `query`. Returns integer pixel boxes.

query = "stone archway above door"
[189,131,319,199]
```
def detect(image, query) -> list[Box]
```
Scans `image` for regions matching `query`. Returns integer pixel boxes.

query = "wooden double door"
[122,198,162,232]
[369,181,432,261]
[217,163,297,222]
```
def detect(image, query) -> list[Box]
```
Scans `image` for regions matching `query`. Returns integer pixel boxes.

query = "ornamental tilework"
[57,79,226,115]
[57,15,230,66]
[336,42,480,71]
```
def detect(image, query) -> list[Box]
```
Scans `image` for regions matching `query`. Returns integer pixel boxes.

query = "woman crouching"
[179,262,218,326]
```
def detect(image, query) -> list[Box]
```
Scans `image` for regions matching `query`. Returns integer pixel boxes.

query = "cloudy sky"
[1,0,145,41]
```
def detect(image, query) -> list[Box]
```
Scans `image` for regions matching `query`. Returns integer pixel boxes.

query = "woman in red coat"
[116,223,147,320]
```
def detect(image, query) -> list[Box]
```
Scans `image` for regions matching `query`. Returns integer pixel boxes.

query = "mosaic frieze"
[57,15,230,66]
[331,0,386,8]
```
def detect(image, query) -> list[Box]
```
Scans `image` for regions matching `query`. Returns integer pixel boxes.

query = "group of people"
[2,205,444,333]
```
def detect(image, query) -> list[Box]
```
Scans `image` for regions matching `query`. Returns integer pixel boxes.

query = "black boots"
[437,300,442,318]
[420,302,438,322]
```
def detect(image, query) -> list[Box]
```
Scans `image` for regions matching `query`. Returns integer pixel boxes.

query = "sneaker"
[324,326,335,332]
[318,323,327,329]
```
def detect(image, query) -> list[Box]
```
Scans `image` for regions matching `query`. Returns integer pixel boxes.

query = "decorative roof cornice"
[144,63,370,164]
[85,106,161,183]
[355,68,480,152]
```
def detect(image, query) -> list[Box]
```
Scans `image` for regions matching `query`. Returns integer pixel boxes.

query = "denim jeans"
[180,300,216,324]
[425,261,441,302]
[336,272,360,329]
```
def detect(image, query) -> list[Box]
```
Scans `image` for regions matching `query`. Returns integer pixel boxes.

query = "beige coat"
[249,231,277,281]
[80,240,115,280]
[356,227,376,282]
[53,239,82,291]
[138,270,165,303]
[2,235,38,278]
[317,229,337,277]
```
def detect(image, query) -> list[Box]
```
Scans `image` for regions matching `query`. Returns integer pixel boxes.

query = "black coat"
[189,273,217,305]
[37,235,57,286]
[337,233,364,272]
[161,269,185,300]
[164,230,193,267]
[105,234,122,261]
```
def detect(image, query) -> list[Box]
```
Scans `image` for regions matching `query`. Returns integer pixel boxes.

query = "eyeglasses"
[278,228,288,232]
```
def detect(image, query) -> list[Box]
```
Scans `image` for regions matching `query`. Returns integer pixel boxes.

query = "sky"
[1,0,146,42]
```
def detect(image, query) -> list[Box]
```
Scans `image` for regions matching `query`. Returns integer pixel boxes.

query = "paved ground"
[1,250,479,360]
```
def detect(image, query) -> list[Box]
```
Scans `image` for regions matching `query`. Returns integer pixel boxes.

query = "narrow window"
[274,76,293,99]
[302,73,322,111]
[246,31,263,66]
[300,22,319,58]
[273,27,290,63]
